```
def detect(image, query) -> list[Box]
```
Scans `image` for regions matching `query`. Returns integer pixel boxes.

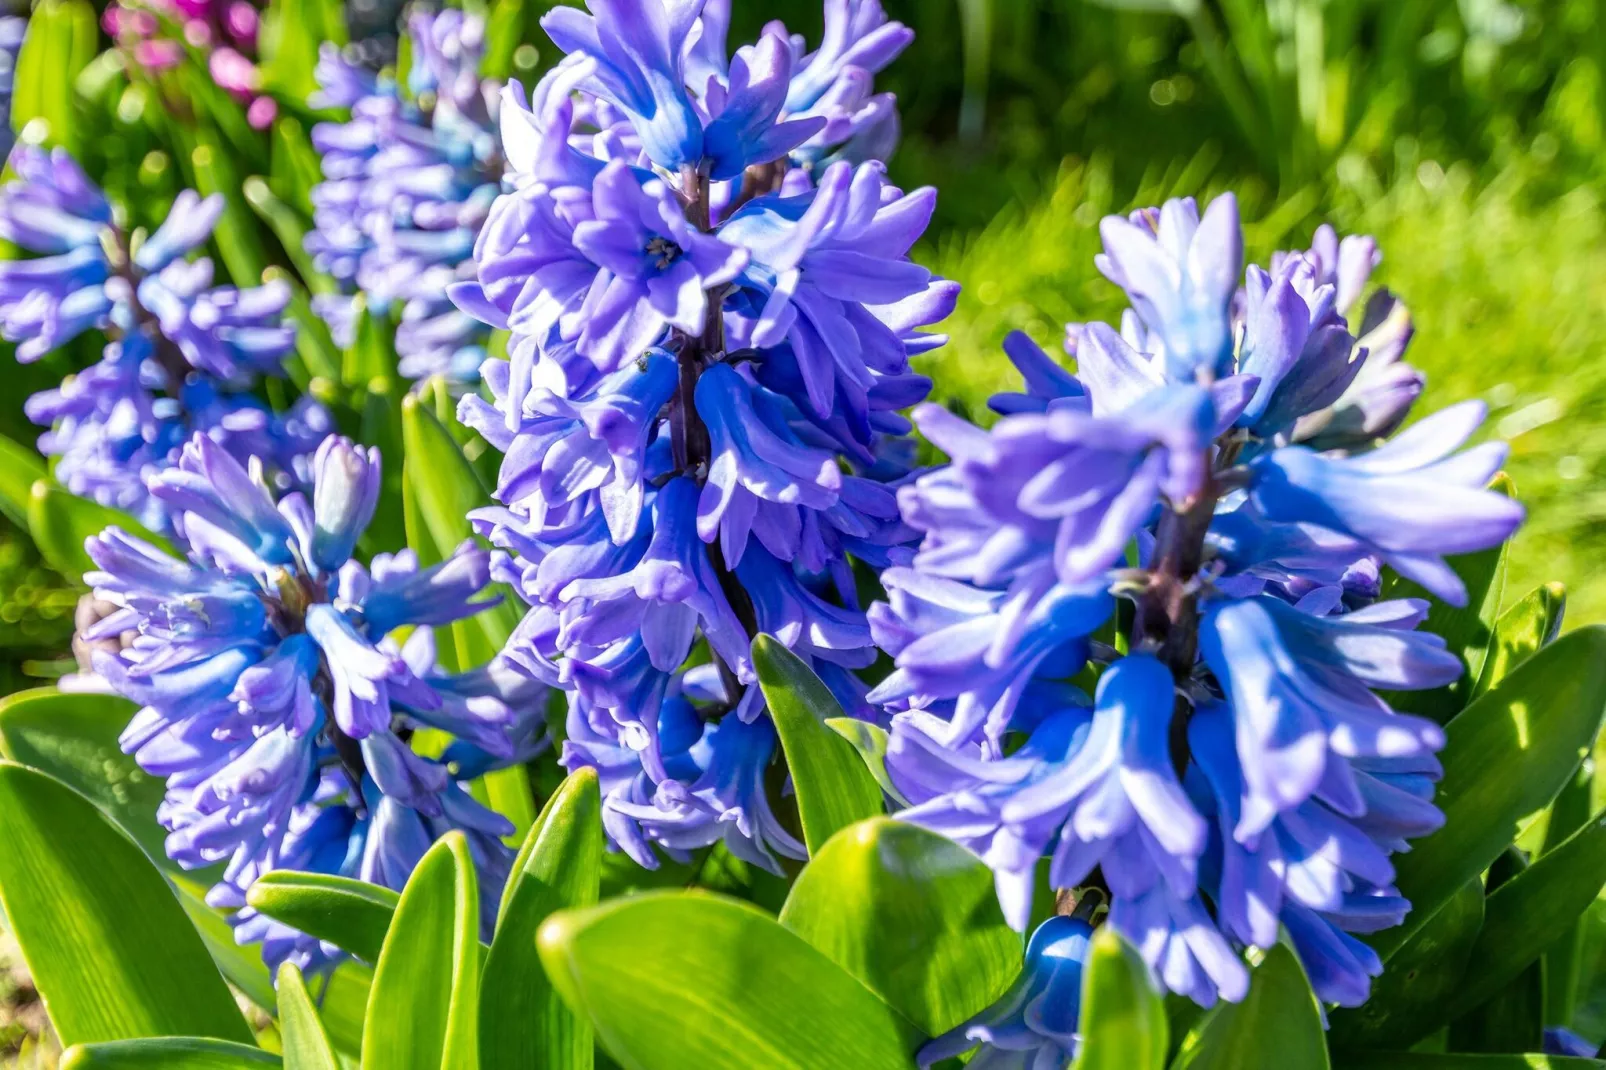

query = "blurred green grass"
[919,149,1606,625]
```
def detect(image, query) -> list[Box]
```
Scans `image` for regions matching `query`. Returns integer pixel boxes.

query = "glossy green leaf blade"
[824,718,909,806]
[0,762,253,1047]
[481,767,604,1070]
[1471,582,1566,701]
[246,872,400,965]
[777,816,1018,1035]
[752,635,884,855]
[1334,1054,1605,1069]
[1447,956,1544,1055]
[1074,926,1166,1070]
[0,688,172,867]
[28,480,177,581]
[361,832,480,1070]
[1171,944,1327,1070]
[275,963,340,1070]
[0,430,47,527]
[1328,878,1484,1049]
[537,891,923,1070]
[1437,807,1606,1021]
[60,1039,279,1068]
[1376,625,1606,960]
[11,0,97,152]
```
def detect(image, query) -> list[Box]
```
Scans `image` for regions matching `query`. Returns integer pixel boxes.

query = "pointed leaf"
[777,816,1018,1035]
[752,635,884,855]
[1328,878,1485,1049]
[275,963,340,1070]
[1471,582,1566,700]
[28,479,177,581]
[825,718,909,806]
[11,0,97,153]
[361,832,480,1070]
[246,872,400,965]
[192,140,268,287]
[1447,956,1544,1055]
[344,299,398,386]
[59,1039,279,1068]
[537,891,922,1070]
[243,177,335,295]
[0,762,253,1047]
[1375,625,1606,960]
[1171,944,1327,1070]
[1074,926,1167,1070]
[481,767,603,1070]
[1333,1055,1604,1069]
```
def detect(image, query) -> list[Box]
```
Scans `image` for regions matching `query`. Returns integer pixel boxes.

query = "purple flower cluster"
[875,193,1522,1023]
[451,0,942,874]
[0,144,324,532]
[306,10,502,385]
[87,433,546,970]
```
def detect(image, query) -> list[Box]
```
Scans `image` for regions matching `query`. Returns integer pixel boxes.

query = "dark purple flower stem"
[674,166,760,712]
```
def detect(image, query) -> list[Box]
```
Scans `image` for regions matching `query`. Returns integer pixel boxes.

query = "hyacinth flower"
[451,0,939,872]
[104,0,277,127]
[872,191,1523,1010]
[305,10,502,385]
[0,144,324,533]
[86,433,546,970]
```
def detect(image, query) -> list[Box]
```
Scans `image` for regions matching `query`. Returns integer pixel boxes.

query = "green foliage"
[245,873,401,966]
[1171,945,1329,1070]
[777,817,1019,1036]
[273,964,339,1070]
[1073,927,1168,1070]
[59,1038,280,1068]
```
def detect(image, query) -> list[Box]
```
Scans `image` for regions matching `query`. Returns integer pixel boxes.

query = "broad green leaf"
[1375,625,1606,960]
[0,429,46,527]
[10,0,97,152]
[60,1039,279,1068]
[361,832,481,1070]
[1382,506,1509,722]
[28,479,177,581]
[537,891,923,1070]
[777,816,1018,1036]
[1328,878,1485,1049]
[344,299,399,386]
[1543,758,1594,1025]
[1436,807,1606,1021]
[825,717,909,806]
[1171,944,1327,1070]
[1471,582,1566,700]
[257,0,344,105]
[0,688,171,868]
[246,872,401,965]
[275,963,340,1070]
[752,635,884,854]
[1073,926,1166,1070]
[399,387,525,683]
[0,762,252,1047]
[481,767,604,1070]
[269,116,323,218]
[1447,957,1544,1055]
[1333,1056,1605,1069]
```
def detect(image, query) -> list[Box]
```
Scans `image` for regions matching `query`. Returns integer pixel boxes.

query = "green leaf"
[28,479,178,581]
[399,387,525,679]
[243,177,336,295]
[361,832,481,1070]
[1471,582,1566,700]
[1447,956,1544,1056]
[0,761,253,1047]
[1328,878,1485,1049]
[1374,625,1606,960]
[777,816,1018,1036]
[1333,1056,1605,1069]
[257,0,344,106]
[0,688,172,869]
[0,429,47,527]
[275,963,340,1070]
[266,267,342,383]
[824,718,909,806]
[1436,807,1606,1022]
[1543,757,1594,1025]
[246,872,401,965]
[358,376,407,556]
[537,891,923,1070]
[1074,926,1167,1070]
[191,139,268,287]
[269,115,323,218]
[59,1038,280,1068]
[10,0,97,153]
[344,299,399,386]
[1171,944,1327,1070]
[481,767,604,1070]
[752,635,884,855]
